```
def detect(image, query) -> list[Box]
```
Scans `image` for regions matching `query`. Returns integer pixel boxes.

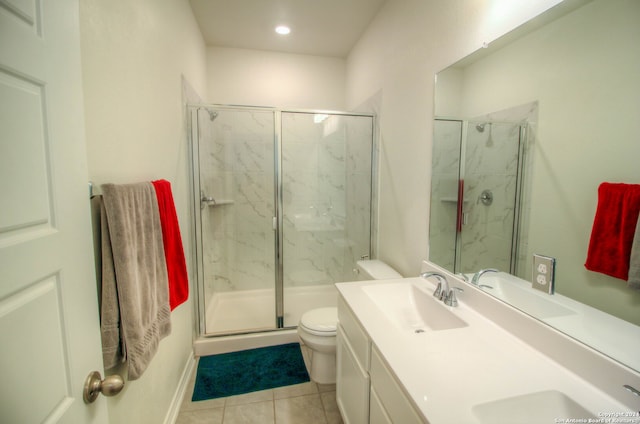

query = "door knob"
[83,371,125,403]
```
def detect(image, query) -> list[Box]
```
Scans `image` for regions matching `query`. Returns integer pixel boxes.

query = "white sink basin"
[362,282,467,332]
[479,275,575,319]
[472,390,595,424]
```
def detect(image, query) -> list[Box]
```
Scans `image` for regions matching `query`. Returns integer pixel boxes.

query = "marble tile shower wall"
[460,122,520,272]
[281,113,372,288]
[430,119,523,273]
[199,110,373,300]
[481,102,537,275]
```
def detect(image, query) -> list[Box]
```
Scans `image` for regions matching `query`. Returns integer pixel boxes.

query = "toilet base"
[307,349,336,384]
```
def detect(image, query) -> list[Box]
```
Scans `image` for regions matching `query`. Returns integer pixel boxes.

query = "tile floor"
[175,345,344,424]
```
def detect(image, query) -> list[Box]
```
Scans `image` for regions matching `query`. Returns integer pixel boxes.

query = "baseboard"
[163,354,197,424]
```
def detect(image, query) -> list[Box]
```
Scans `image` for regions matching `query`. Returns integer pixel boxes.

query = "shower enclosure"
[189,105,375,336]
[429,118,527,274]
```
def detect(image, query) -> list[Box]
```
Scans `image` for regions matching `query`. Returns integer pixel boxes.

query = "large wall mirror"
[430,0,640,371]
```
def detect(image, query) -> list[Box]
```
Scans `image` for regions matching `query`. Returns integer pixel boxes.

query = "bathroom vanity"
[335,262,640,424]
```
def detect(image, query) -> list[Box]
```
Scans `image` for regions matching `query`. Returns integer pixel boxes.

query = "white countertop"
[336,277,640,424]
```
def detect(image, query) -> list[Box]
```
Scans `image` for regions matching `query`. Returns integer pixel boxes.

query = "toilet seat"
[299,307,337,336]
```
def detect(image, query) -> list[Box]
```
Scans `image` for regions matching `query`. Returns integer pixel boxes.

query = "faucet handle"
[439,287,447,301]
[444,289,458,307]
[433,281,442,298]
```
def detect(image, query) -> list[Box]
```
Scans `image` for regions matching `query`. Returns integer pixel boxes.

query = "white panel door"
[0,0,109,423]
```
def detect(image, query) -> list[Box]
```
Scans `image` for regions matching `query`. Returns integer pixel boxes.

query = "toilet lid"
[300,307,337,335]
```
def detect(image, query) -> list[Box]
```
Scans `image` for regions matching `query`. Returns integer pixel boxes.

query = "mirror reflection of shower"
[430,118,527,274]
[190,106,375,336]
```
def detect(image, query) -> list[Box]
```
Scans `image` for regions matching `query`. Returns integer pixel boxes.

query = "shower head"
[201,108,218,121]
[475,123,487,132]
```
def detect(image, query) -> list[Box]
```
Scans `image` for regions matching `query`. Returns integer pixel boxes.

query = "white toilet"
[297,259,401,384]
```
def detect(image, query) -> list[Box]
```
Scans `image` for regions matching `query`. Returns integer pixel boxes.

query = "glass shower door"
[280,112,374,327]
[429,119,526,275]
[195,107,277,335]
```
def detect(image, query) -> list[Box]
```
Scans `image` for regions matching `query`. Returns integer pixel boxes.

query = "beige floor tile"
[275,394,327,424]
[223,400,275,424]
[224,389,274,407]
[175,407,224,424]
[320,391,343,424]
[182,396,227,412]
[273,381,318,400]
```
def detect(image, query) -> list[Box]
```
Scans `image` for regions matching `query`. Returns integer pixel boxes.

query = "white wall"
[206,47,346,110]
[346,0,563,276]
[79,0,207,422]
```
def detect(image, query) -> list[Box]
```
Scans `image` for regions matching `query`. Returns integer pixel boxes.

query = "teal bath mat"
[192,343,310,401]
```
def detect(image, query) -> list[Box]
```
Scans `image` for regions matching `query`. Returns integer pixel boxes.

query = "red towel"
[152,180,189,310]
[584,182,640,280]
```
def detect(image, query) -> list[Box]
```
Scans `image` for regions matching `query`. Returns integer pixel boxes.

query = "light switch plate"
[532,254,555,294]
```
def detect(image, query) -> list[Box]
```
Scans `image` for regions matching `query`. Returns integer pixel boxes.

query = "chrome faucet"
[420,271,459,306]
[471,268,499,286]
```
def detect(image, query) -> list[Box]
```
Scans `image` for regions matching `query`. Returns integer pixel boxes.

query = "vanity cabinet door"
[338,297,370,369]
[369,387,393,424]
[370,346,426,424]
[337,325,370,424]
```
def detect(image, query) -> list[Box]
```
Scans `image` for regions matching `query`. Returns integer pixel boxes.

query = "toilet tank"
[355,259,402,280]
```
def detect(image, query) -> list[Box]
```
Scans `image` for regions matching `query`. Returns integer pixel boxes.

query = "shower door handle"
[200,191,216,209]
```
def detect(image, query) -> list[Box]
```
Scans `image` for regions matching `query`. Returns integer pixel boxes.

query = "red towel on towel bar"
[584,182,640,280]
[152,179,189,310]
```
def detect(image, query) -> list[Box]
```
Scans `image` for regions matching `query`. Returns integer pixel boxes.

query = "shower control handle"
[479,189,493,206]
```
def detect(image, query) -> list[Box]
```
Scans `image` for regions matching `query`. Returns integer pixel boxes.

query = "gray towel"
[100,182,171,380]
[628,215,640,290]
[92,195,121,369]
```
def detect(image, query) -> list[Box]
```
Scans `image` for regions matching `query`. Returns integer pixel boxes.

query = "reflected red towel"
[152,180,189,310]
[584,182,640,280]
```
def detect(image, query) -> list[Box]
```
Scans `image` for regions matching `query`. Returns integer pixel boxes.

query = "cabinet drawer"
[370,345,425,424]
[337,325,370,424]
[338,296,370,371]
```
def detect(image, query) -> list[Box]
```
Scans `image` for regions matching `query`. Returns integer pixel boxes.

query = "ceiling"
[189,0,387,58]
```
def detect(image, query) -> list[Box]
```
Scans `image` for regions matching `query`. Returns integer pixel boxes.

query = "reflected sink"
[362,282,467,332]
[472,390,595,424]
[480,276,576,319]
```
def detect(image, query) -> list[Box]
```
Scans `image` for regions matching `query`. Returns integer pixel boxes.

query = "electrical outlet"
[532,254,555,294]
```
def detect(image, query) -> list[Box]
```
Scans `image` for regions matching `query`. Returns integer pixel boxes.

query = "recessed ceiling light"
[275,25,291,35]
